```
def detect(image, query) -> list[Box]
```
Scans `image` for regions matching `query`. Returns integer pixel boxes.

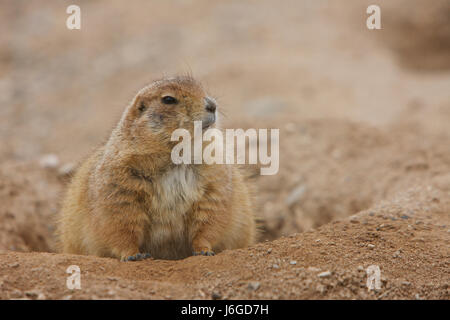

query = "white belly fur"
[144,165,203,259]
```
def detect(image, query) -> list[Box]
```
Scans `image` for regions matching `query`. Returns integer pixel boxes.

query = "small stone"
[267,248,272,254]
[402,281,411,286]
[247,282,260,291]
[357,265,364,271]
[39,154,60,169]
[318,271,332,278]
[393,250,401,258]
[107,277,118,281]
[401,215,409,220]
[211,291,222,300]
[368,244,375,249]
[25,291,39,299]
[290,260,297,265]
[8,263,19,268]
[272,264,280,269]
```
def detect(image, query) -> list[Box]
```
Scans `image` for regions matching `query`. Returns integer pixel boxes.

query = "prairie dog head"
[123,76,218,145]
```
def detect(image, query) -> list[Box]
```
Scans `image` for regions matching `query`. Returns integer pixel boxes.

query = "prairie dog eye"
[161,96,178,105]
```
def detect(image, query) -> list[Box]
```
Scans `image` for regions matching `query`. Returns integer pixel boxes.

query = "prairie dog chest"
[145,165,203,258]
[150,165,204,223]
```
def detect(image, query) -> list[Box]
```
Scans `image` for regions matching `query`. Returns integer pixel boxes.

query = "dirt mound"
[0,116,449,299]
[0,184,448,300]
[382,0,450,71]
[248,117,450,240]
[0,162,63,253]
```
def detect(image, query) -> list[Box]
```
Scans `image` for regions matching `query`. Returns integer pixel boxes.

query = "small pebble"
[39,154,60,169]
[290,260,297,265]
[247,282,260,291]
[211,291,222,300]
[25,291,39,299]
[318,271,332,278]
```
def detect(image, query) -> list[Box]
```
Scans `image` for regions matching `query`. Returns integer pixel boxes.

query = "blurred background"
[0,0,449,251]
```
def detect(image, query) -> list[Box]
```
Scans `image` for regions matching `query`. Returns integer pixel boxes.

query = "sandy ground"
[0,0,449,299]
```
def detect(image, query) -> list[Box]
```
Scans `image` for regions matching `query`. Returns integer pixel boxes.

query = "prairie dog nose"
[205,96,217,113]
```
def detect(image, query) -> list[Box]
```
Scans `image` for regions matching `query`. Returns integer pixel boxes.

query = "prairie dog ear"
[126,96,147,120]
[137,100,147,113]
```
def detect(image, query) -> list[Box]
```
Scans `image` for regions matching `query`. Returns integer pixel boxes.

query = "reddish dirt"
[0,0,449,299]
[0,182,449,300]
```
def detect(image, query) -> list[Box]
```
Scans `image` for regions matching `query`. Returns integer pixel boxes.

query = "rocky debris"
[247,282,261,291]
[318,271,332,278]
[39,154,60,169]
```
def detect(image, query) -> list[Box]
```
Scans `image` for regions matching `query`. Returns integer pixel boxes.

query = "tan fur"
[56,76,256,260]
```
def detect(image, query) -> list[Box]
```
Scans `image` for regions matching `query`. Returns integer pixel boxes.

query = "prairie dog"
[57,76,256,261]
